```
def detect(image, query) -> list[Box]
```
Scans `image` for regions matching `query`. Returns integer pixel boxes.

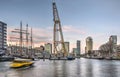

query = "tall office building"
[109,35,117,45]
[45,43,52,54]
[0,21,7,55]
[64,42,69,53]
[76,40,81,56]
[109,35,117,52]
[86,37,93,53]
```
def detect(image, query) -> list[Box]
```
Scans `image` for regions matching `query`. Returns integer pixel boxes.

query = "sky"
[0,0,120,53]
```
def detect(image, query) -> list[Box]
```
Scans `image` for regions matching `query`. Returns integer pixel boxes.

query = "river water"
[0,58,120,77]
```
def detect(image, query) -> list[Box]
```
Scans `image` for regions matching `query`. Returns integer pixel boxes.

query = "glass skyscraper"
[76,40,81,56]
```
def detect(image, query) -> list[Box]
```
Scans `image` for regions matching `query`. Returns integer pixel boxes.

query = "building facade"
[109,35,117,45]
[86,37,93,54]
[0,21,7,55]
[99,35,117,53]
[109,35,117,52]
[72,48,78,56]
[64,42,69,53]
[98,35,118,57]
[45,43,52,54]
[117,45,120,52]
[76,40,81,56]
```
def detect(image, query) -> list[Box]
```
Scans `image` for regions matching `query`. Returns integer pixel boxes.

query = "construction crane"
[52,1,67,56]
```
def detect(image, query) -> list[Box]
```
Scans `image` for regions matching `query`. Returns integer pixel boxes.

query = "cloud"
[46,25,86,35]
[63,25,86,34]
[7,26,53,46]
[7,27,19,42]
[32,27,52,43]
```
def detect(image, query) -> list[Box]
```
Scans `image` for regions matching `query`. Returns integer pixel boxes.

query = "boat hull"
[10,59,34,68]
[10,63,34,68]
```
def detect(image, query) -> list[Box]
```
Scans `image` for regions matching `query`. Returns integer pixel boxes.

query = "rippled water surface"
[0,58,120,77]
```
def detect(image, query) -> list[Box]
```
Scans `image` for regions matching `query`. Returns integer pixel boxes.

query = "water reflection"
[53,61,67,77]
[0,59,120,77]
[84,59,93,77]
[97,60,120,77]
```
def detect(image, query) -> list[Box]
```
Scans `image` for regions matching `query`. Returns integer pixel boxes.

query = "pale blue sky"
[0,0,120,52]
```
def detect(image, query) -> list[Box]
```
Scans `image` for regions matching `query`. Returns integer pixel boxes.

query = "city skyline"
[0,0,120,53]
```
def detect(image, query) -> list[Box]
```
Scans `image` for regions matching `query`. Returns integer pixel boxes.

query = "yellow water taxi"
[10,59,34,68]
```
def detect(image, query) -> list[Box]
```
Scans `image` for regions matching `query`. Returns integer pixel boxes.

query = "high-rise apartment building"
[64,42,69,53]
[76,40,81,56]
[86,37,93,53]
[109,35,117,45]
[109,35,117,52]
[0,21,7,55]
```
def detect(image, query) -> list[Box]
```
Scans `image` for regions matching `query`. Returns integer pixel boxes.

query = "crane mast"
[53,1,67,56]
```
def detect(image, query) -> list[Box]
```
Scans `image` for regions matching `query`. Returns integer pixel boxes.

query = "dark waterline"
[0,58,120,77]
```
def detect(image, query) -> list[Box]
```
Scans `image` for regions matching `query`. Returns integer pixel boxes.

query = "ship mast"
[30,28,33,49]
[11,21,29,56]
